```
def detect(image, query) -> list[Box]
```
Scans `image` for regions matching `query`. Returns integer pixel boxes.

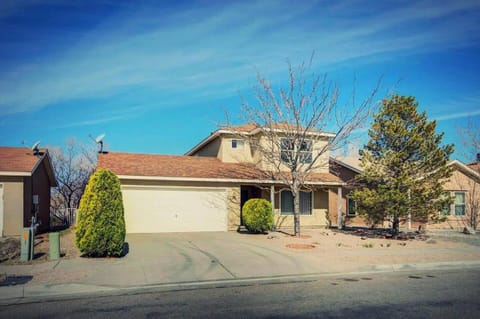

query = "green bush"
[242,198,273,233]
[75,169,126,257]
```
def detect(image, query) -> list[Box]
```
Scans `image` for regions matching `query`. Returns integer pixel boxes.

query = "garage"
[121,186,228,233]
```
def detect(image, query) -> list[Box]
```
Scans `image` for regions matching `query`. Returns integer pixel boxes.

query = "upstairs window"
[280,138,312,164]
[231,139,244,149]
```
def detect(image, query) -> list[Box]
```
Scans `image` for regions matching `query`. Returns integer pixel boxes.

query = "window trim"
[280,190,313,216]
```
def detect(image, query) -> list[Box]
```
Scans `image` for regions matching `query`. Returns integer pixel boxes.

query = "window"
[280,139,294,163]
[280,190,312,215]
[299,140,313,163]
[280,138,312,164]
[231,139,244,149]
[347,197,356,216]
[454,192,466,216]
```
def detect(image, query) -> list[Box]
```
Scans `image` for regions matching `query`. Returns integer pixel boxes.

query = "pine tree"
[350,95,454,234]
[76,169,126,257]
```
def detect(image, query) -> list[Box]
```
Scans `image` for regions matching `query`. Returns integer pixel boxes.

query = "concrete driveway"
[48,230,480,289]
[73,232,327,287]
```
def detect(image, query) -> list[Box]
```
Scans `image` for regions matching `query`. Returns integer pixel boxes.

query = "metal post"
[337,187,343,229]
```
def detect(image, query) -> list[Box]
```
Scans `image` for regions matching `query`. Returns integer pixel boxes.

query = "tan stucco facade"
[427,168,480,230]
[193,132,330,174]
[0,177,24,237]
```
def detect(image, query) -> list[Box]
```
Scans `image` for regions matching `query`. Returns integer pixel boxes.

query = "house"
[0,147,57,236]
[98,124,345,233]
[331,156,480,230]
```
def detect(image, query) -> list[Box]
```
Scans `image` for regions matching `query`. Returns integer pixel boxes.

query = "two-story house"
[98,123,345,233]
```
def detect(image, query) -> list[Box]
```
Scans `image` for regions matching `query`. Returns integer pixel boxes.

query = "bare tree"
[459,119,480,230]
[49,138,96,224]
[227,59,380,236]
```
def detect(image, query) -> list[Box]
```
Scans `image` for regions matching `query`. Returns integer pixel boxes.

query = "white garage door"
[121,186,227,233]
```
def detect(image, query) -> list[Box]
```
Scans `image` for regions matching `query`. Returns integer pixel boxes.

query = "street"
[1,268,479,318]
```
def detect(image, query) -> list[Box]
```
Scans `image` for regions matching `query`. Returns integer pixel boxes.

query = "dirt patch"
[0,227,79,265]
[286,243,316,249]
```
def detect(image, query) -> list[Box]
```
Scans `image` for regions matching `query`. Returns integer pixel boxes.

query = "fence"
[51,208,77,227]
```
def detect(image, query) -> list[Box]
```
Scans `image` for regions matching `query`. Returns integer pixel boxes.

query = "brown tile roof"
[0,146,43,173]
[467,162,479,172]
[98,152,342,184]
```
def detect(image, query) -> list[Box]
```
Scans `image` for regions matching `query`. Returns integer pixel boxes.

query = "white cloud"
[0,0,479,116]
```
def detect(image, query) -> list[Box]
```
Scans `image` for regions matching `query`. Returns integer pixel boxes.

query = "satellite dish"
[95,133,105,143]
[89,133,106,153]
[31,141,40,151]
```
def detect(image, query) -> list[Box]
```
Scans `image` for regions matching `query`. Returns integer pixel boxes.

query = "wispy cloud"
[0,0,479,116]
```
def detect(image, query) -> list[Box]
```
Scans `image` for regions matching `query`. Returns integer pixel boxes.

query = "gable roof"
[98,152,342,185]
[0,146,57,185]
[185,122,335,156]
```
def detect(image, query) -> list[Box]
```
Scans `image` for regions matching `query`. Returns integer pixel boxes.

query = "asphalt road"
[1,268,479,318]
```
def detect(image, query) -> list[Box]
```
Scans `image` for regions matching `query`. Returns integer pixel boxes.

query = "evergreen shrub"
[242,198,274,233]
[75,169,126,257]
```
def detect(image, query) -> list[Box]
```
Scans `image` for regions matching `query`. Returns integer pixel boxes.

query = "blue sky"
[0,0,479,161]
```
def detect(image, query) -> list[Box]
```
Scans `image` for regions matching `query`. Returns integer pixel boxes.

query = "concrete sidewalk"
[1,231,480,305]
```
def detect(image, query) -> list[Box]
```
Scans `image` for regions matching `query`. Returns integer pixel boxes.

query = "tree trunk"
[392,215,400,237]
[293,190,301,236]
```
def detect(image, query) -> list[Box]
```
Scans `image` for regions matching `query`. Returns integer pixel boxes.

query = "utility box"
[49,232,60,260]
[20,227,34,261]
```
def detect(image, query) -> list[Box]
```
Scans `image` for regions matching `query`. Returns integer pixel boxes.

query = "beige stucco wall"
[0,178,24,237]
[428,169,480,230]
[219,134,255,164]
[195,137,221,158]
[215,132,330,174]
[270,188,329,230]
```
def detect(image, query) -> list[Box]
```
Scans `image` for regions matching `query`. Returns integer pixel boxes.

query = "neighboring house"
[331,157,480,230]
[0,147,57,236]
[98,124,345,234]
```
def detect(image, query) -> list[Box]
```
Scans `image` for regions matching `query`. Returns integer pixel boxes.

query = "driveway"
[68,232,330,287]
[6,230,480,288]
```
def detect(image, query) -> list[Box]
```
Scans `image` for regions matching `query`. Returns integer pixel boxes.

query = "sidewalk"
[1,230,480,305]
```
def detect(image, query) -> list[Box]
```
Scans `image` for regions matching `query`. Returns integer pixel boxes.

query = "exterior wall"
[195,132,331,175]
[271,187,329,230]
[0,177,24,236]
[31,161,52,233]
[120,179,241,232]
[427,169,480,230]
[256,134,330,174]
[219,134,254,164]
[194,137,221,158]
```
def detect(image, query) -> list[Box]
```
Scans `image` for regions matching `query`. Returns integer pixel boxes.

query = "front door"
[240,185,262,225]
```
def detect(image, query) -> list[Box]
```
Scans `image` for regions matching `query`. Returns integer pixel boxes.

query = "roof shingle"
[0,147,43,173]
[98,152,341,184]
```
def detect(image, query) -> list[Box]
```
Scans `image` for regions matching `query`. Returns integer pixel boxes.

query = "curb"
[1,260,480,305]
